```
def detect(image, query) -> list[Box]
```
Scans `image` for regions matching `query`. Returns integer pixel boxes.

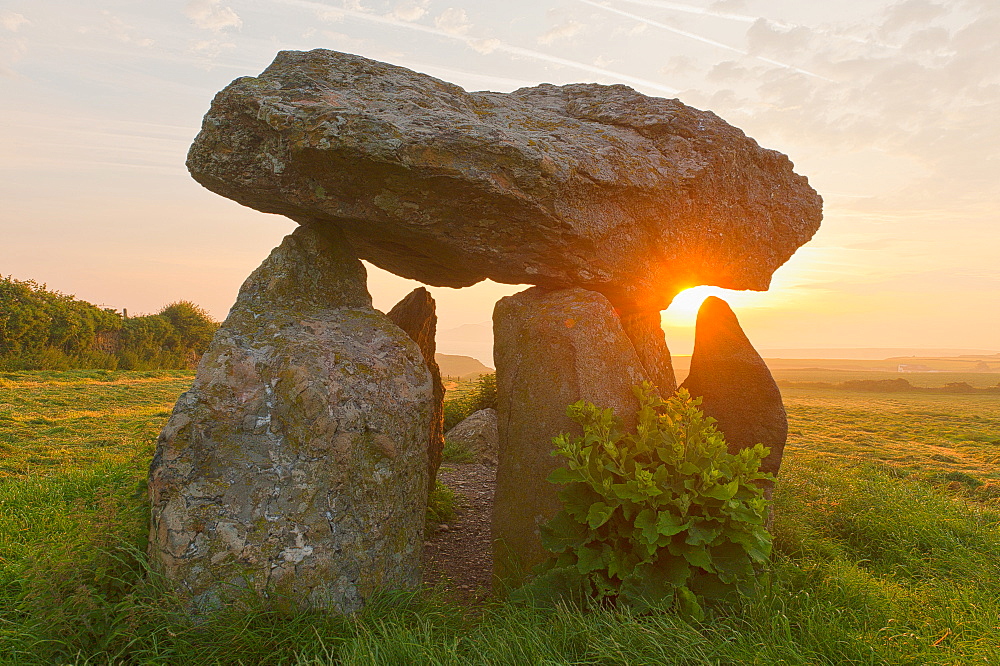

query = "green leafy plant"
[443,372,497,430]
[528,384,773,617]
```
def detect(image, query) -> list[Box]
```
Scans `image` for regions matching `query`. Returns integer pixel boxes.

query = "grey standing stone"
[147,225,433,614]
[386,287,446,489]
[680,296,787,490]
[492,287,649,587]
[444,408,498,466]
[186,49,822,311]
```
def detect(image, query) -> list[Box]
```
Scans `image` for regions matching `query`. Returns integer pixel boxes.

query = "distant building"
[898,363,932,372]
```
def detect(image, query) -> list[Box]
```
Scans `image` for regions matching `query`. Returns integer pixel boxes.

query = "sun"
[662,286,728,325]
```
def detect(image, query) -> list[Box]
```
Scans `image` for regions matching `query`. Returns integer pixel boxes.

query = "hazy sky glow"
[1,0,997,361]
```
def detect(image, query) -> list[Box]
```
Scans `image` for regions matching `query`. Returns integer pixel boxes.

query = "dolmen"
[149,48,822,611]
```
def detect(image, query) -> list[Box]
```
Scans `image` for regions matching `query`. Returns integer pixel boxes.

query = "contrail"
[613,0,761,25]
[275,0,680,95]
[612,0,898,50]
[578,0,831,81]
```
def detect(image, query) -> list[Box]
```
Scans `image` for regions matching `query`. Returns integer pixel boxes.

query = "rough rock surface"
[619,309,677,395]
[387,287,445,488]
[444,408,498,466]
[147,225,433,613]
[187,49,823,311]
[680,296,787,486]
[492,287,649,586]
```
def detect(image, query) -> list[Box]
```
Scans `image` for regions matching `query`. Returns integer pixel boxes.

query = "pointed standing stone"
[148,225,433,614]
[680,296,787,487]
[387,287,446,489]
[492,287,650,586]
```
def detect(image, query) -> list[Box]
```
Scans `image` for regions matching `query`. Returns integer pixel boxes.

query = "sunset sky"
[2,0,997,363]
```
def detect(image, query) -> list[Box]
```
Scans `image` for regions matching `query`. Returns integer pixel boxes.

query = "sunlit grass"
[0,371,998,663]
[0,371,193,479]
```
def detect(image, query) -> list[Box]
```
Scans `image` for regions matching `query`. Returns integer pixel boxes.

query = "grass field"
[1,370,999,664]
[0,370,193,480]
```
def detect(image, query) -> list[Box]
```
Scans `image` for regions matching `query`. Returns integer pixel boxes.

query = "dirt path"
[422,462,496,601]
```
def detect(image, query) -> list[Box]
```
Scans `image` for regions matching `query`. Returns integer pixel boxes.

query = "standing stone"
[680,296,787,489]
[386,287,446,489]
[492,287,649,586]
[148,225,433,614]
[619,308,677,395]
[444,408,499,466]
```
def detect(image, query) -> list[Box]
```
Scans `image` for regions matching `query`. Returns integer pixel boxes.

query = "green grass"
[783,387,1000,496]
[0,370,193,479]
[1,373,999,663]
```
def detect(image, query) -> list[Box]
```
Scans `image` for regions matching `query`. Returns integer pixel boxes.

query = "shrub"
[526,385,773,617]
[443,372,496,431]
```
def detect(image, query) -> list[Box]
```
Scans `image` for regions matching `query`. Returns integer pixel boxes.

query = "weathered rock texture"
[619,309,677,395]
[187,49,823,311]
[492,287,649,586]
[147,225,433,613]
[444,408,498,466]
[680,296,787,487]
[386,287,445,489]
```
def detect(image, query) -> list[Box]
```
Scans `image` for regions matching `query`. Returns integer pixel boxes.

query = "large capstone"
[187,49,823,311]
[147,225,433,613]
[492,287,649,586]
[680,296,787,489]
[386,287,445,489]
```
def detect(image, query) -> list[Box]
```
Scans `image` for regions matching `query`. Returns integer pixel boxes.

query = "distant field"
[783,386,1000,491]
[0,370,193,479]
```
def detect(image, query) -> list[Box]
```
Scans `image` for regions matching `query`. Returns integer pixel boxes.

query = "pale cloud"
[685,0,1000,214]
[189,39,236,60]
[102,11,155,48]
[0,12,28,77]
[0,38,27,78]
[470,37,501,54]
[746,19,813,57]
[435,8,471,36]
[184,0,243,32]
[707,60,750,82]
[708,0,747,11]
[538,19,584,45]
[1,11,29,32]
[880,0,947,34]
[611,21,647,38]
[392,0,429,22]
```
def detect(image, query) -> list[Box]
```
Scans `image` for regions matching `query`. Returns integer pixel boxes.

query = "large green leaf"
[702,480,739,501]
[685,520,723,546]
[655,510,691,537]
[575,542,608,574]
[652,552,692,587]
[558,482,604,521]
[634,509,659,545]
[539,510,589,553]
[547,466,584,485]
[674,586,705,621]
[679,544,713,571]
[586,501,616,529]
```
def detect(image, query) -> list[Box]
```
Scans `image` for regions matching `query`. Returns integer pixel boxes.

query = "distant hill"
[435,353,493,378]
